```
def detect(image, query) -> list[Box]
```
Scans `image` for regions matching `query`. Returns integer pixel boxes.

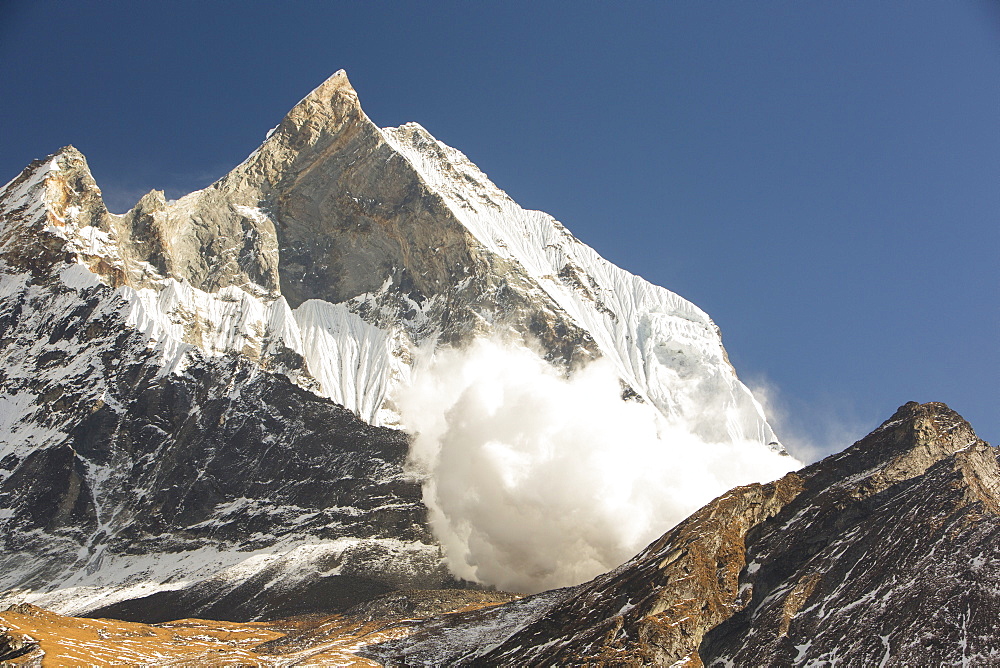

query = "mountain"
[0,71,778,619]
[366,401,998,666]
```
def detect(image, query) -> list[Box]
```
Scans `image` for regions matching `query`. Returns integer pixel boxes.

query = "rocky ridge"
[0,403,992,665]
[366,402,999,666]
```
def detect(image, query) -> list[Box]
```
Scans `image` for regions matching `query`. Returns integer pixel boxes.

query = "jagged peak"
[219,69,370,190]
[52,144,85,160]
[1,145,102,215]
[20,145,101,195]
[870,400,980,447]
[30,145,95,183]
[2,146,77,195]
[292,69,354,108]
[273,69,363,136]
[131,189,167,210]
[387,120,430,135]
[51,146,101,187]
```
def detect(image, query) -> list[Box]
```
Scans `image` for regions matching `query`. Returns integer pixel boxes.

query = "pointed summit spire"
[294,69,355,108]
[277,69,363,138]
[225,69,372,190]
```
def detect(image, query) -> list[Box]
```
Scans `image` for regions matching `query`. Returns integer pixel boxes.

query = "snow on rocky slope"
[0,70,779,618]
[0,404,992,665]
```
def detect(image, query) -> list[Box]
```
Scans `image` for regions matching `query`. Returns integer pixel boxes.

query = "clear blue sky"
[2,1,997,456]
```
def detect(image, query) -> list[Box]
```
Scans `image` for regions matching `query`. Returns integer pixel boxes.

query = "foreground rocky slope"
[3,402,991,665]
[0,594,512,666]
[367,402,999,666]
[0,609,353,666]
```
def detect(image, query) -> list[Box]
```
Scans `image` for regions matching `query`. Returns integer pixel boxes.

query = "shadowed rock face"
[366,402,998,666]
[0,263,450,622]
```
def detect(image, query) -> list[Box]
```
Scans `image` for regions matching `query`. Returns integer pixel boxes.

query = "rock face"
[0,259,449,621]
[0,71,777,618]
[367,402,999,666]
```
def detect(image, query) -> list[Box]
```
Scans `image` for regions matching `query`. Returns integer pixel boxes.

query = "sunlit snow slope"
[383,123,776,445]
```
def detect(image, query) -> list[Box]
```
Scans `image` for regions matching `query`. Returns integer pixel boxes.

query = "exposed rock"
[0,598,528,666]
[342,589,520,623]
[702,402,999,666]
[0,607,43,666]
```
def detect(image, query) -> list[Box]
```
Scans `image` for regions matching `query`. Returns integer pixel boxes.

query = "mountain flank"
[366,401,998,666]
[1,71,990,665]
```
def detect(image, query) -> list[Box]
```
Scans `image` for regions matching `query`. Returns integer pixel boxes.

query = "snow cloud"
[747,375,873,464]
[396,338,801,594]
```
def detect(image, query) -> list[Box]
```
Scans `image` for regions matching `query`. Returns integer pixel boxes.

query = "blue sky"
[1,1,996,456]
